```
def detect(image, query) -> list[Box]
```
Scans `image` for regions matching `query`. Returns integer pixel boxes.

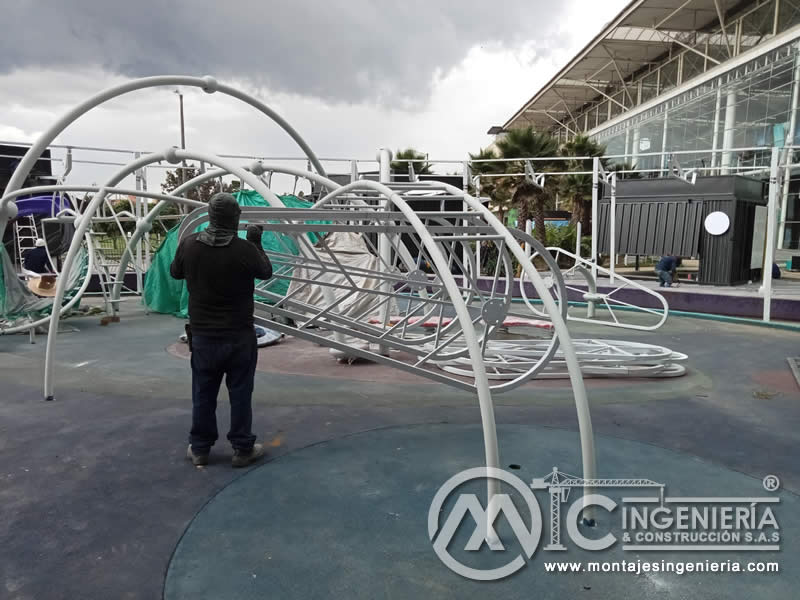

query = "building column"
[631,126,640,168]
[660,110,669,175]
[710,86,722,174]
[721,86,738,175]
[779,44,800,249]
[624,127,631,162]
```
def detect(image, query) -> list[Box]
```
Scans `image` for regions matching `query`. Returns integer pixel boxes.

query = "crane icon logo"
[428,467,543,581]
[430,466,780,579]
[428,466,665,580]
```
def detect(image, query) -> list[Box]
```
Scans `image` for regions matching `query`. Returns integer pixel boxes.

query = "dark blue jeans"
[655,269,673,287]
[190,333,258,454]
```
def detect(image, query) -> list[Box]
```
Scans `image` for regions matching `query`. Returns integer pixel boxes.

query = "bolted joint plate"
[480,298,507,327]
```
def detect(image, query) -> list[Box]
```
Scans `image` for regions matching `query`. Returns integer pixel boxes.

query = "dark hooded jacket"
[170,193,273,337]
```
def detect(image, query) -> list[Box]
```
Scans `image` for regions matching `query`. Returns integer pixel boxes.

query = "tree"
[559,135,606,234]
[607,161,642,180]
[469,146,513,223]
[391,148,432,178]
[494,127,559,243]
[468,146,512,221]
[160,166,238,203]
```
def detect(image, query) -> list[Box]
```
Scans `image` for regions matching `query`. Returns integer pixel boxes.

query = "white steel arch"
[0,75,328,242]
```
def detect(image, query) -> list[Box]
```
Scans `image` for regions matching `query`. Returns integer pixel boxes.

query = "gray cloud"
[0,0,571,107]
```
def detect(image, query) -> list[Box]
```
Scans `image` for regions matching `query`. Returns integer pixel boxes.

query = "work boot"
[186,444,209,466]
[232,443,265,468]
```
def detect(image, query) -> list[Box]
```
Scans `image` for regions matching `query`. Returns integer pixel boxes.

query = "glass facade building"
[503,0,800,249]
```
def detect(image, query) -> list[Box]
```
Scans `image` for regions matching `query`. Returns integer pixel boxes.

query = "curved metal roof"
[503,0,744,132]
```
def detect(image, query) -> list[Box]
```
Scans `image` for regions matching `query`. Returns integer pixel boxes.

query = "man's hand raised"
[246,224,263,245]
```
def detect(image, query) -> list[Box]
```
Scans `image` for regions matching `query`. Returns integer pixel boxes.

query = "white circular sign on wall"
[704,211,730,235]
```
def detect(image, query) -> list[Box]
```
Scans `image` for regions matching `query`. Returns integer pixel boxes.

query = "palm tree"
[494,127,559,243]
[468,147,511,222]
[559,135,606,234]
[392,148,432,180]
[607,161,642,180]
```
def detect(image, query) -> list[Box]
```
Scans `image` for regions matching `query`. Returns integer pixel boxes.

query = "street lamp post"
[175,89,187,211]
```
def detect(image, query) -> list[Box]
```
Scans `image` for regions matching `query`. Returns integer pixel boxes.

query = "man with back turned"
[170,192,273,468]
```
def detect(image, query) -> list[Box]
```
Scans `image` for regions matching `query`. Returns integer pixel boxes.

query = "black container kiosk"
[598,176,766,286]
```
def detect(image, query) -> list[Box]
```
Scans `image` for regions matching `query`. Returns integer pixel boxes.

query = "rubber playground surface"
[1,305,799,599]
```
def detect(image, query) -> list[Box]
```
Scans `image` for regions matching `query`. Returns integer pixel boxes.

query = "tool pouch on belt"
[184,324,193,352]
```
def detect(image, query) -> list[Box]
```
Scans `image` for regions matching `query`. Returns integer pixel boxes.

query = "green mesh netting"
[143,191,327,318]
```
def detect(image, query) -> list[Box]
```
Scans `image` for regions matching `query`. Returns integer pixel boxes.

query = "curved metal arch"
[309,180,572,391]
[0,207,95,335]
[0,184,206,209]
[412,180,597,488]
[0,75,327,241]
[112,162,350,305]
[192,175,504,502]
[42,148,290,401]
[111,167,230,302]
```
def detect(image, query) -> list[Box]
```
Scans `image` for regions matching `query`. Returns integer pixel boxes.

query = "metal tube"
[525,219,533,258]
[609,173,617,284]
[591,156,599,283]
[414,180,597,514]
[44,149,285,401]
[0,75,327,242]
[762,147,781,322]
[43,152,158,400]
[660,110,669,176]
[0,209,95,336]
[721,86,738,174]
[378,148,393,356]
[315,178,505,528]
[710,86,722,172]
[779,45,800,248]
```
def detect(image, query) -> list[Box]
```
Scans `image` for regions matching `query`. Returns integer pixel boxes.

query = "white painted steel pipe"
[377,148,393,356]
[414,180,597,514]
[0,75,327,242]
[43,148,287,401]
[762,147,780,322]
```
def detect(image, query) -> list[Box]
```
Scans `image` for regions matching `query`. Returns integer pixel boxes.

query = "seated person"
[772,262,782,280]
[23,239,52,274]
[654,255,682,288]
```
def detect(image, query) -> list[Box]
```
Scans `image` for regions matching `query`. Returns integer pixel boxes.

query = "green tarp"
[143,191,327,318]
[1,243,89,324]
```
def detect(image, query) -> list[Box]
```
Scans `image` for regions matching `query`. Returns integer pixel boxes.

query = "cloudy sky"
[0,0,627,190]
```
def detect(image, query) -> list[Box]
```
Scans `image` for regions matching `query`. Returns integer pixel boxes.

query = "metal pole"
[525,219,533,258]
[44,149,285,400]
[721,86,737,174]
[609,172,617,284]
[0,74,329,242]
[142,166,151,271]
[575,221,582,259]
[178,93,186,153]
[762,147,780,322]
[591,156,599,283]
[710,86,722,173]
[133,152,144,298]
[176,90,187,213]
[779,45,800,249]
[624,128,631,163]
[378,148,393,356]
[660,110,669,176]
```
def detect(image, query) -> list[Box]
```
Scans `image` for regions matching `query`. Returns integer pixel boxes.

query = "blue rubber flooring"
[165,424,797,600]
